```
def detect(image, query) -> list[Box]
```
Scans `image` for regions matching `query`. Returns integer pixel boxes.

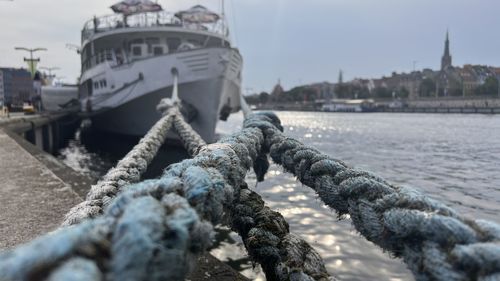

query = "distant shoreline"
[250,96,500,114]
[254,107,500,114]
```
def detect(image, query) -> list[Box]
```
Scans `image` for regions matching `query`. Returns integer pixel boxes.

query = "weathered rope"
[62,105,177,226]
[64,98,208,226]
[0,114,333,281]
[245,112,500,281]
[168,116,335,280]
[166,106,334,280]
[170,107,206,156]
[231,182,335,281]
[12,109,493,280]
[0,181,213,281]
[169,107,334,280]
[0,123,261,281]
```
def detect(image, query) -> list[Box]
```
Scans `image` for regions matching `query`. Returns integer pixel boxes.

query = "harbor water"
[58,112,500,281]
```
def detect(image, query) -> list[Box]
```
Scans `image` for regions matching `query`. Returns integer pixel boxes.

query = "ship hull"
[80,47,242,143]
[90,76,239,143]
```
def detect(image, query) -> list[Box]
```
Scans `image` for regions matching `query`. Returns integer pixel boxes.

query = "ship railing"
[82,11,226,42]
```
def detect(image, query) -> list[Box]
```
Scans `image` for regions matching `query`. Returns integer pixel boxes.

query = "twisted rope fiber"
[0,121,265,281]
[167,110,335,280]
[62,106,178,226]
[169,110,335,280]
[167,111,335,280]
[64,99,205,226]
[246,112,500,281]
[170,107,207,156]
[0,114,332,281]
[0,185,213,281]
[231,182,336,281]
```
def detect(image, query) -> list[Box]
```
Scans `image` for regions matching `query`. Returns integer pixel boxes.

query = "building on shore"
[373,31,500,99]
[304,31,500,101]
[0,68,35,108]
[247,30,499,111]
[271,79,284,99]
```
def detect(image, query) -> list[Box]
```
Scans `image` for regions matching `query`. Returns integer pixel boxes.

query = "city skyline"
[1,0,500,92]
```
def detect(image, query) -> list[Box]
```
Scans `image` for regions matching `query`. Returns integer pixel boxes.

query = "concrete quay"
[0,114,249,281]
[0,127,83,249]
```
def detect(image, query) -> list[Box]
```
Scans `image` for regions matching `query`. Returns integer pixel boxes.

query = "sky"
[1,0,500,93]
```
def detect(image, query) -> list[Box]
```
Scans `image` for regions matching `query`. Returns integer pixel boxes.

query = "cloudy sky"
[1,0,499,93]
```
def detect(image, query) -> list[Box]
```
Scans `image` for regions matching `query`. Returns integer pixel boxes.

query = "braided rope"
[13,109,488,280]
[0,124,260,280]
[170,107,207,156]
[245,112,500,281]
[231,182,336,281]
[62,106,177,226]
[0,183,213,281]
[0,115,334,281]
[168,109,335,280]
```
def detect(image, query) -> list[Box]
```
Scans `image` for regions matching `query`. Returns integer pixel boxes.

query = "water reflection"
[209,226,265,281]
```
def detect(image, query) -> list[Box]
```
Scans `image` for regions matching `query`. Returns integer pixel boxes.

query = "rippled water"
[59,112,500,281]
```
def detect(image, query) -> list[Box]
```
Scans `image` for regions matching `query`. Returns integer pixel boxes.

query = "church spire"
[441,29,452,70]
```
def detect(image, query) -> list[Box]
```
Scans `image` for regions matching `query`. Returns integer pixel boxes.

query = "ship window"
[153,46,164,55]
[132,46,142,56]
[167,38,181,51]
[103,80,107,87]
[105,50,113,61]
[146,37,160,53]
[94,81,99,89]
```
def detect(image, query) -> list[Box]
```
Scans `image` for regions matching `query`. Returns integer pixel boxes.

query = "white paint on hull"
[91,76,239,142]
[81,47,242,142]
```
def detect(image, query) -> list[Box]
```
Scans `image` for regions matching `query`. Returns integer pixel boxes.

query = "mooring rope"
[63,96,210,226]
[1,183,212,281]
[243,112,500,281]
[5,108,497,280]
[62,105,177,226]
[170,109,206,156]
[0,112,334,281]
[159,103,334,280]
[159,109,335,281]
[0,125,260,281]
[231,182,335,281]
[168,106,334,280]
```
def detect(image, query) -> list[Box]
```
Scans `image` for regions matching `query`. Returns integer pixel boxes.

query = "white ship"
[78,1,242,142]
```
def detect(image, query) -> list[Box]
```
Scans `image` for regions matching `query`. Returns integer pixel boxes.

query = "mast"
[220,0,227,47]
[221,0,226,46]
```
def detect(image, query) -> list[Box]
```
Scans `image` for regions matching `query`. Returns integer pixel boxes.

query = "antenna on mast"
[220,0,226,45]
